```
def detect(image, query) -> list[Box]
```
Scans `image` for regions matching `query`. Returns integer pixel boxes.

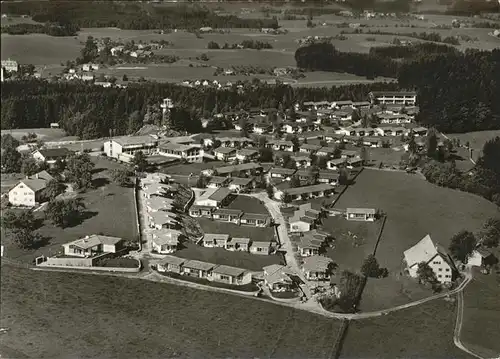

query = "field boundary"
[330,319,349,359]
[134,177,143,251]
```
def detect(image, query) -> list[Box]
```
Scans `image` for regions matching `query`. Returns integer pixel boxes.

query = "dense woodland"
[0,2,278,31]
[296,43,500,133]
[0,81,397,138]
[1,22,79,36]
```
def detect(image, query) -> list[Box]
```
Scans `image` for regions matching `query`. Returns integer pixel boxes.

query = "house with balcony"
[240,213,271,227]
[208,176,231,189]
[212,208,243,224]
[302,255,334,281]
[250,241,273,255]
[268,167,296,181]
[62,235,124,257]
[267,140,294,152]
[403,234,457,284]
[214,146,237,161]
[189,204,214,217]
[202,234,230,248]
[369,91,417,106]
[211,265,252,285]
[225,237,250,252]
[236,148,259,162]
[104,135,159,162]
[277,183,334,201]
[263,264,297,291]
[158,143,204,163]
[151,229,181,254]
[346,208,376,221]
[228,177,255,192]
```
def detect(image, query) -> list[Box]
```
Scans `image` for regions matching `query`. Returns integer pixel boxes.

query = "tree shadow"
[65,210,99,228]
[33,217,45,230]
[92,177,110,188]
[31,235,52,250]
[92,167,106,175]
[449,153,467,162]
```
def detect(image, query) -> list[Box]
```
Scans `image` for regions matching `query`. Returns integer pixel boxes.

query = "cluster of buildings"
[157,255,253,286]
[140,173,184,254]
[180,79,235,90]
[1,59,18,81]
[199,233,275,256]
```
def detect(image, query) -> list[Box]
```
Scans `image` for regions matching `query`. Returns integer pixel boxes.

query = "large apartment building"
[369,91,417,106]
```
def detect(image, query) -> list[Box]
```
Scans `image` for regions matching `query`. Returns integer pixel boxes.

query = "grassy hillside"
[0,265,341,359]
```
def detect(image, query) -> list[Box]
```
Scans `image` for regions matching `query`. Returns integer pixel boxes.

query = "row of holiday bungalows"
[140,173,184,254]
[199,233,276,255]
[190,207,273,227]
[157,255,253,286]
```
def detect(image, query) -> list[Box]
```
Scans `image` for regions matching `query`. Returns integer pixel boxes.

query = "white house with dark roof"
[151,229,181,254]
[263,264,296,291]
[250,241,273,255]
[202,233,230,248]
[346,208,376,221]
[62,235,124,257]
[210,265,252,285]
[212,208,243,224]
[195,187,232,208]
[32,148,72,165]
[268,167,297,181]
[228,177,255,192]
[226,237,250,252]
[207,176,232,189]
[236,148,259,162]
[158,142,203,163]
[8,171,54,207]
[104,135,159,162]
[403,234,456,284]
[276,183,334,201]
[214,146,237,161]
[240,213,271,227]
[157,255,186,274]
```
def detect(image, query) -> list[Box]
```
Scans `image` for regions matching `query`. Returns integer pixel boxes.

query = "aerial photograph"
[0,0,499,358]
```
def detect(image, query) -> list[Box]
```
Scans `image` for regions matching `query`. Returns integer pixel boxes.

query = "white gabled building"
[403,234,456,284]
[104,136,159,162]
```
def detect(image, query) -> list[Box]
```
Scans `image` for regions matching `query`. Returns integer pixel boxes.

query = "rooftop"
[241,213,270,221]
[35,147,72,158]
[209,176,230,184]
[65,235,122,250]
[216,163,262,174]
[212,265,246,277]
[403,234,439,268]
[370,91,417,97]
[229,177,253,186]
[208,187,232,202]
[203,233,230,241]
[302,255,333,272]
[213,208,243,216]
[113,135,158,147]
[214,146,237,154]
[270,167,297,175]
[284,183,334,196]
[18,178,47,192]
[158,255,187,267]
[347,208,376,215]
[183,259,215,271]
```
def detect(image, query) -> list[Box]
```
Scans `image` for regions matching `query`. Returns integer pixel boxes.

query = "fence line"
[134,177,142,251]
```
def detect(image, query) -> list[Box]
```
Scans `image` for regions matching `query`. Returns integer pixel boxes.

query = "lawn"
[225,195,269,214]
[321,216,382,273]
[447,130,500,159]
[340,300,472,359]
[2,158,138,263]
[335,168,499,272]
[197,217,276,242]
[334,168,499,310]
[174,242,283,271]
[0,264,343,359]
[461,270,500,358]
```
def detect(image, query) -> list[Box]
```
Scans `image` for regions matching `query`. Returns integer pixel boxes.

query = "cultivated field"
[0,265,343,359]
[461,269,500,358]
[1,158,138,263]
[334,168,499,310]
[0,128,71,142]
[340,299,471,359]
[174,242,283,271]
[446,130,500,158]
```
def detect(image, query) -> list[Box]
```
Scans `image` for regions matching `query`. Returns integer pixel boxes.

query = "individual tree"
[51,158,66,176]
[41,179,65,201]
[407,131,417,154]
[359,146,368,164]
[21,157,40,176]
[81,36,98,63]
[361,115,370,128]
[45,198,86,228]
[1,147,22,173]
[332,146,342,159]
[239,117,249,138]
[266,184,274,199]
[317,156,328,169]
[1,134,20,150]
[1,210,39,248]
[426,128,438,158]
[200,53,209,61]
[416,262,438,285]
[64,153,95,190]
[338,167,349,185]
[132,151,148,172]
[110,168,132,186]
[361,255,388,278]
[196,173,208,188]
[478,218,500,248]
[290,175,301,188]
[351,109,361,123]
[258,147,273,162]
[281,193,291,204]
[127,111,143,135]
[449,230,477,263]
[122,74,128,81]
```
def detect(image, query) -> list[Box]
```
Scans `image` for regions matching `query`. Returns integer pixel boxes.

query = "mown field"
[1,157,138,263]
[340,300,472,359]
[0,265,342,359]
[461,270,500,358]
[447,130,500,158]
[334,168,499,310]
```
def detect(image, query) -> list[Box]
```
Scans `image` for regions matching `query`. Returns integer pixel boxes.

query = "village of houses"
[4,90,493,311]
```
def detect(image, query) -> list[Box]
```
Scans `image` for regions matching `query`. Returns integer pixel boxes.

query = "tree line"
[207,40,273,50]
[295,43,500,133]
[0,80,398,138]
[1,1,279,31]
[1,22,79,36]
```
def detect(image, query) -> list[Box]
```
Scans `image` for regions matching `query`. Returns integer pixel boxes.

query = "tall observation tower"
[160,98,174,129]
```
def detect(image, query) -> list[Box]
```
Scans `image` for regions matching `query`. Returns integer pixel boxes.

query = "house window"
[256,247,262,252]
[438,274,442,278]
[445,268,450,271]
[438,268,442,271]
[220,275,230,280]
[445,275,450,278]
